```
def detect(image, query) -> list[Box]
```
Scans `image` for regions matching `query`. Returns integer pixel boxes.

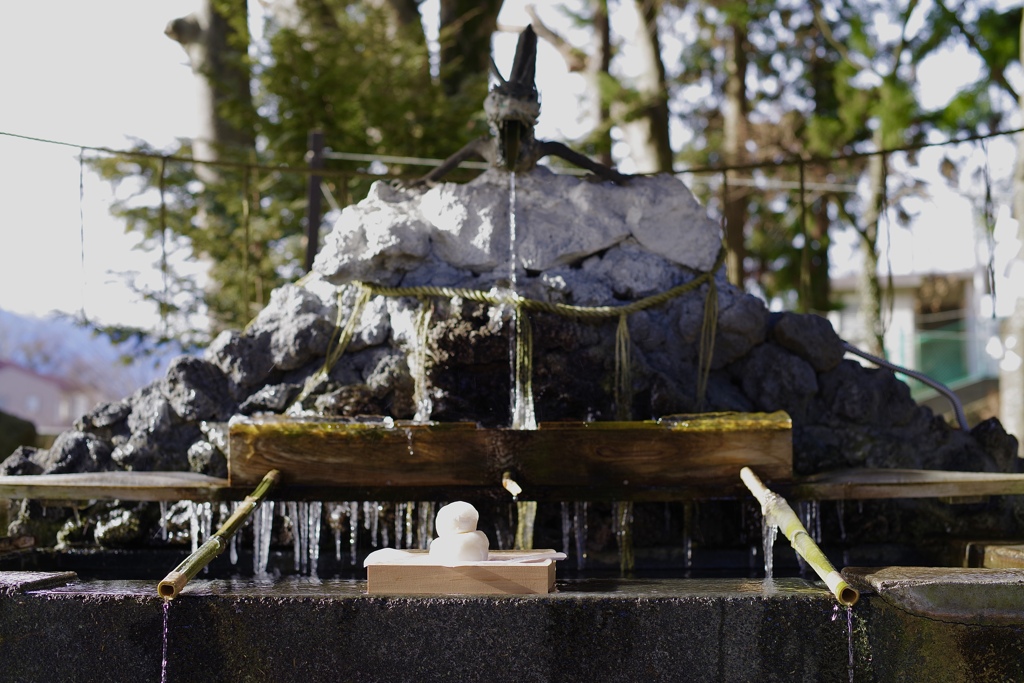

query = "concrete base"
[2,572,1023,682]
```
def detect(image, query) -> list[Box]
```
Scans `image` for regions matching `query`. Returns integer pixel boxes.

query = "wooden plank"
[229,413,793,500]
[791,468,1024,501]
[366,550,557,595]
[0,472,233,502]
[981,545,1024,569]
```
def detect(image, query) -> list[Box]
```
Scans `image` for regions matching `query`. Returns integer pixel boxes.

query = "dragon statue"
[416,25,628,185]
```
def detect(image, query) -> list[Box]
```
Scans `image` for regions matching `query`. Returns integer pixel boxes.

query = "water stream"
[832,604,856,683]
[507,171,537,431]
[161,599,170,683]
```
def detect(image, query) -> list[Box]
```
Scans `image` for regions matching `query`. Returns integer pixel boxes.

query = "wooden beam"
[228,413,793,501]
[0,472,233,502]
[790,468,1024,501]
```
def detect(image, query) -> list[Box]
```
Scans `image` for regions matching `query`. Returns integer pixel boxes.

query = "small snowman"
[428,501,489,562]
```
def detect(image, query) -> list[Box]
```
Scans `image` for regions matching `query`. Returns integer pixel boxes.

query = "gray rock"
[187,440,227,478]
[162,356,235,422]
[713,293,769,368]
[771,312,844,372]
[0,446,43,476]
[239,383,302,415]
[735,343,818,420]
[93,507,144,547]
[35,431,112,474]
[206,329,275,394]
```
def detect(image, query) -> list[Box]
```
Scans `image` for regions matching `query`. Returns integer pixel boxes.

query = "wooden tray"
[364,549,559,595]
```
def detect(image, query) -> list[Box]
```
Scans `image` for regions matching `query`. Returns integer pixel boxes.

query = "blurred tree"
[91,0,503,341]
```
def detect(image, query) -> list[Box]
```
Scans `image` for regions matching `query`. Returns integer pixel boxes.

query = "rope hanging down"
[291,246,727,415]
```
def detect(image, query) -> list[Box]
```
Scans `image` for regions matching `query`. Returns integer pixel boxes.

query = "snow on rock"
[313,167,722,291]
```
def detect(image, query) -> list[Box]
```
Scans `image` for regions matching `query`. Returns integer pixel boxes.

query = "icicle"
[188,502,199,554]
[836,500,847,542]
[327,503,345,563]
[404,501,414,548]
[574,501,588,570]
[560,503,571,556]
[798,500,822,544]
[253,500,275,576]
[613,501,634,575]
[287,502,302,573]
[394,503,405,549]
[515,500,537,550]
[682,502,694,571]
[362,502,377,548]
[226,503,239,565]
[201,503,212,545]
[362,501,373,531]
[417,502,434,549]
[348,501,359,566]
[762,513,779,580]
[379,503,390,548]
[308,502,322,577]
[159,501,169,542]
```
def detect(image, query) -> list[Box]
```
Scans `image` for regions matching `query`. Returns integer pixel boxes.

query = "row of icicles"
[159,498,838,578]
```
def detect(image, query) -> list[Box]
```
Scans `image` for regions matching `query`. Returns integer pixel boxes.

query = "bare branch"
[524,5,588,72]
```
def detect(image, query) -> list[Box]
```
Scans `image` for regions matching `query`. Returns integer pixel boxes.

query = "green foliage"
[92,1,494,343]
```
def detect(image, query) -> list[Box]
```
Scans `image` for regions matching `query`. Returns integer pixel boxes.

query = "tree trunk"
[166,0,255,181]
[619,0,673,174]
[588,0,613,167]
[722,19,749,287]
[808,196,832,313]
[438,0,504,99]
[858,139,888,357]
[999,14,1024,458]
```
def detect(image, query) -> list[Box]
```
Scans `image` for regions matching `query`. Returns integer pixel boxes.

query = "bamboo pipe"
[158,469,281,600]
[740,467,859,607]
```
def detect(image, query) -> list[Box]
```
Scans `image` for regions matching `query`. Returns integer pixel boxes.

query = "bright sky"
[0,1,1020,331]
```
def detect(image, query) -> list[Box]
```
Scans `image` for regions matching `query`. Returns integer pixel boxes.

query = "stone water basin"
[3,570,1024,682]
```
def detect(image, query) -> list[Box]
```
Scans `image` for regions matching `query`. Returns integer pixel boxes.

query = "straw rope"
[291,247,726,415]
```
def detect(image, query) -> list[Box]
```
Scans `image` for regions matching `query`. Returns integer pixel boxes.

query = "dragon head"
[484,25,541,171]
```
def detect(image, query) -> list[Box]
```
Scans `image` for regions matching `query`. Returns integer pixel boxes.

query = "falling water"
[161,600,170,683]
[515,501,537,550]
[832,604,856,683]
[507,171,537,430]
[411,304,434,422]
[613,501,635,575]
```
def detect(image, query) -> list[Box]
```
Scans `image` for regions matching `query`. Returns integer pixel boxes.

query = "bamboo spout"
[740,467,859,607]
[157,469,281,600]
[502,470,523,500]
